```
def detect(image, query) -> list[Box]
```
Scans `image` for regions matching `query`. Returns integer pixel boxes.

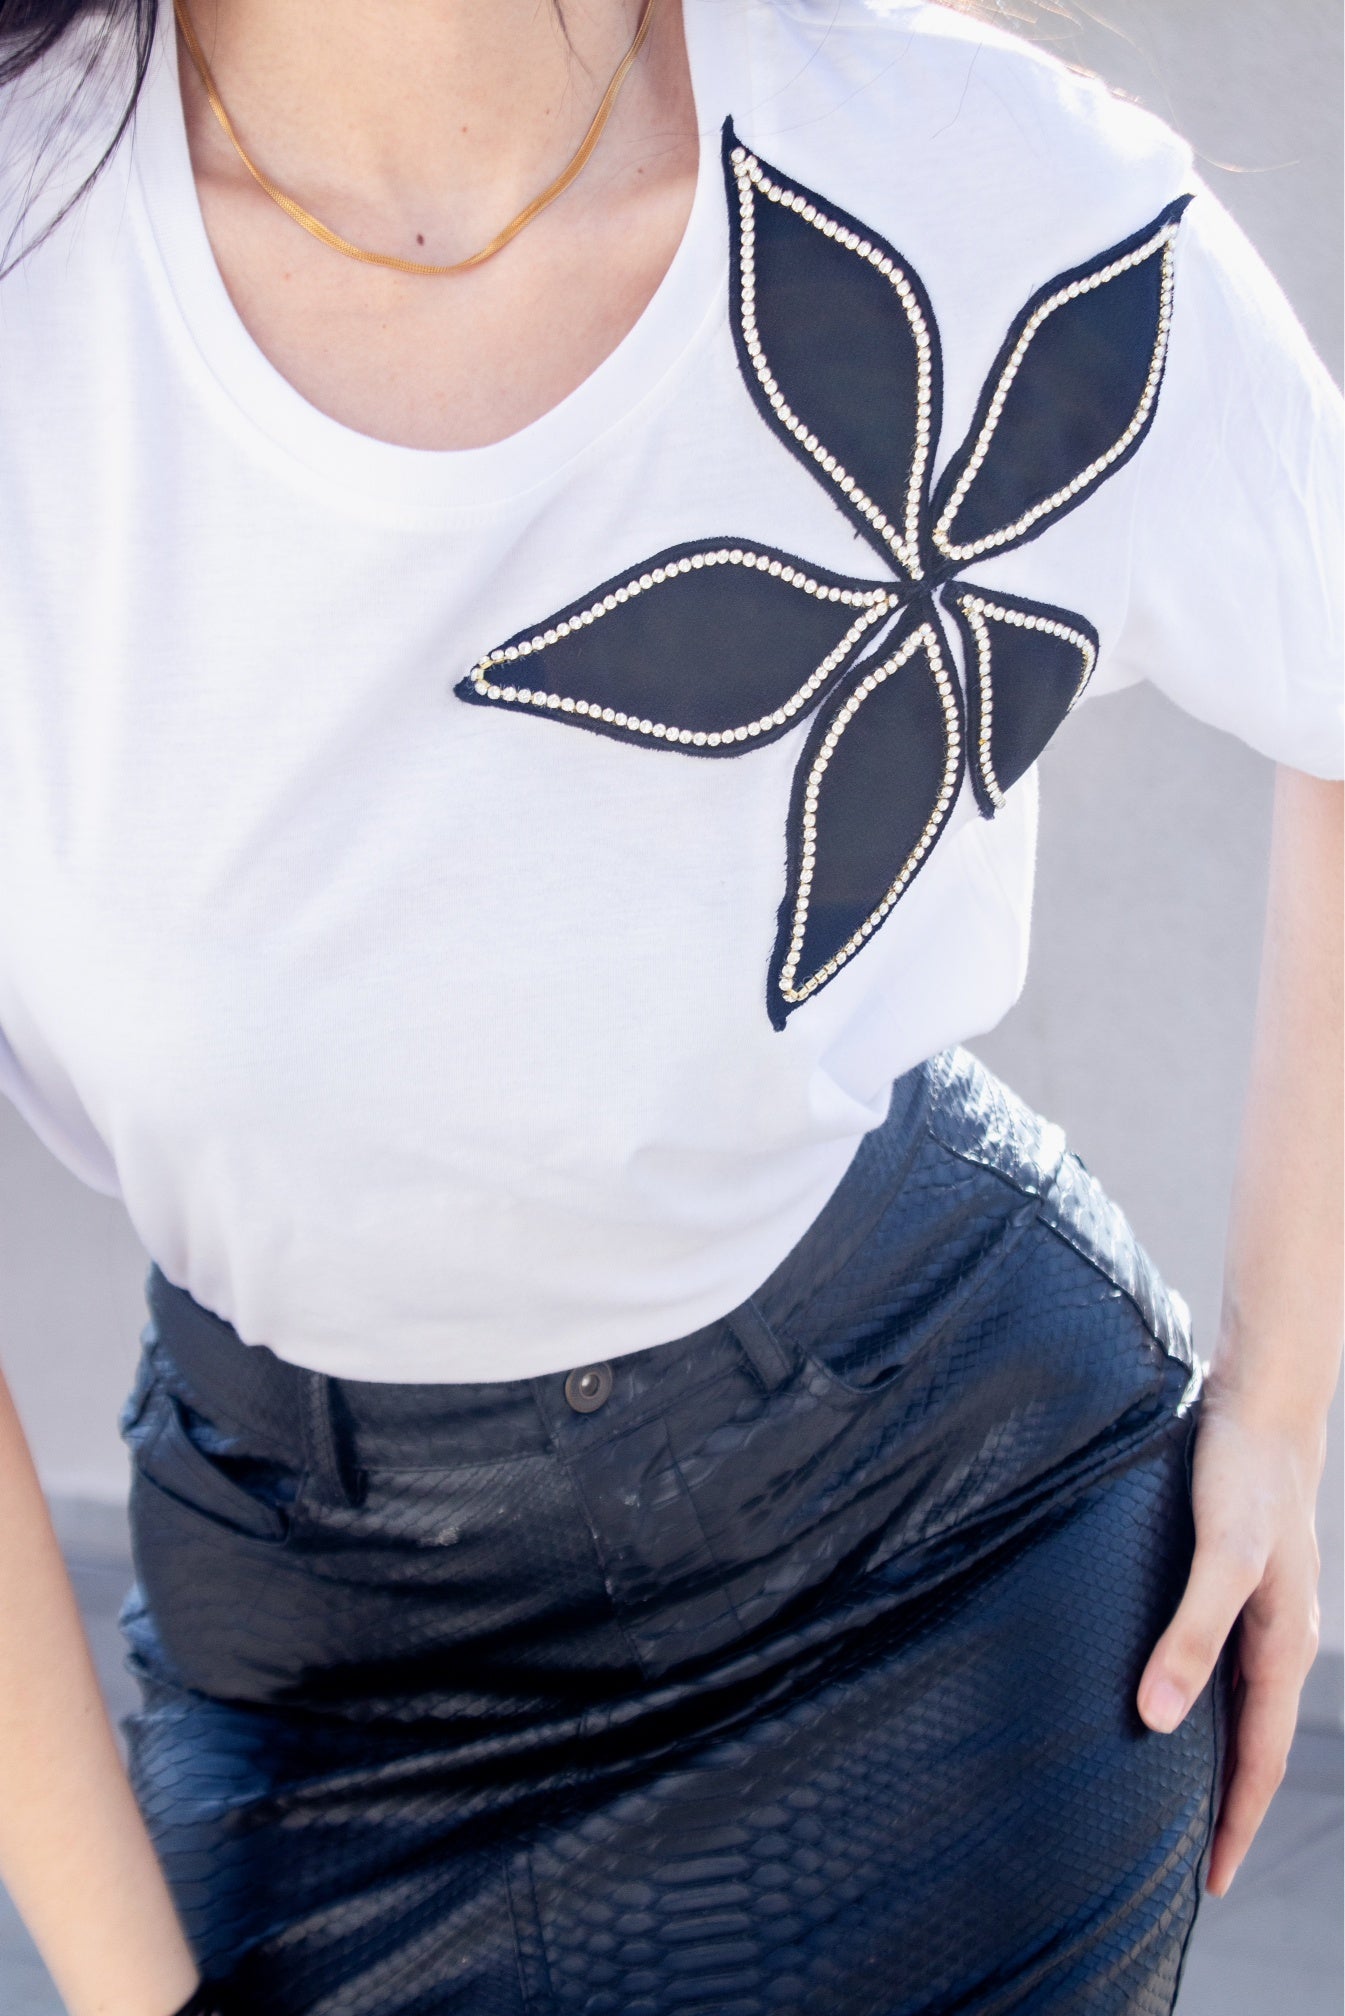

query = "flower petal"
[945,584,1097,816]
[724,121,941,583]
[930,195,1192,570]
[768,610,965,1026]
[455,539,898,754]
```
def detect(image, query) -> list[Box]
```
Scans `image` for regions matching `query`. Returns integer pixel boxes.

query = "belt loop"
[301,1371,364,1508]
[723,1297,795,1393]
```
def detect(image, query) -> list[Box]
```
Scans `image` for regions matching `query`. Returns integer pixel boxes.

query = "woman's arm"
[0,1362,202,2016]
[1136,762,1344,1896]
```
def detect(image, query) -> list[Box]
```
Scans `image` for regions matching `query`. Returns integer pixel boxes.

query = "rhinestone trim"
[933,222,1180,562]
[465,548,898,747]
[730,144,934,582]
[453,130,1193,1025]
[779,621,962,1006]
[954,591,1097,809]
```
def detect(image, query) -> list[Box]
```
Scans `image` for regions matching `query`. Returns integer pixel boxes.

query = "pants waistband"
[137,1053,942,1496]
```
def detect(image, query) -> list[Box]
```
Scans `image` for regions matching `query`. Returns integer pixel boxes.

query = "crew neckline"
[129,0,735,515]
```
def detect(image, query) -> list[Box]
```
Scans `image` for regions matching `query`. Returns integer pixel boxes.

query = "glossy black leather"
[117,1048,1231,2014]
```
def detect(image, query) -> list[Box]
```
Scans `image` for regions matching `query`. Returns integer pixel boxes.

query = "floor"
[3,1521,1340,2015]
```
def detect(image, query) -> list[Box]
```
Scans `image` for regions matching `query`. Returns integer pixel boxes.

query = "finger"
[1137,1533,1262,1733]
[1205,1669,1300,1896]
[1204,1583,1320,1893]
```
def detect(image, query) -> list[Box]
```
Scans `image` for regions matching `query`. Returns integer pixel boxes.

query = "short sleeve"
[1102,175,1344,779]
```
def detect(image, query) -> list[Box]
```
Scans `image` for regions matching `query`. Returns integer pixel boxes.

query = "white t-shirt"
[1,0,1340,1380]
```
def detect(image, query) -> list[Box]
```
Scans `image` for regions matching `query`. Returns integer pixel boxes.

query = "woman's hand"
[1136,1380,1328,1898]
[1144,765,1343,1899]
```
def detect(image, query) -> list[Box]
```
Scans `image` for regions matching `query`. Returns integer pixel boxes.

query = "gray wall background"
[975,0,1344,1686]
[0,0,1341,1696]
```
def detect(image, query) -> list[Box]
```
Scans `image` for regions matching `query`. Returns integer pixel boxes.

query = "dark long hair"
[0,0,156,275]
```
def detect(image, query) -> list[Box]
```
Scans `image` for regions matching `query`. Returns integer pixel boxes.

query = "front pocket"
[784,1127,1043,1399]
[132,1386,296,1543]
[123,1390,315,1703]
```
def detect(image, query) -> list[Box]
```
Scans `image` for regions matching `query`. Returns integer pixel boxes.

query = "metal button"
[564,1362,613,1413]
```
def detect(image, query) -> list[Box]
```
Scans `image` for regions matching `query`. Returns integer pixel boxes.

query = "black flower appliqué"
[455,120,1192,1028]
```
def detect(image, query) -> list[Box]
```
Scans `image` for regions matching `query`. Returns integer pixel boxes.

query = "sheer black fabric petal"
[929,194,1192,570]
[767,610,965,1027]
[945,583,1098,818]
[454,539,898,756]
[449,120,1196,1030]
[723,121,942,584]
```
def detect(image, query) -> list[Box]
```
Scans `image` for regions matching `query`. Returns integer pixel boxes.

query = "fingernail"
[1141,1679,1188,1732]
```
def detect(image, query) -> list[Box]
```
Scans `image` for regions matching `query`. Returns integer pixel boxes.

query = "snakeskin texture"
[116,1048,1231,2015]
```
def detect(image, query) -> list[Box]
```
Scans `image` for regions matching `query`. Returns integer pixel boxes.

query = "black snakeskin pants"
[116,1048,1233,2015]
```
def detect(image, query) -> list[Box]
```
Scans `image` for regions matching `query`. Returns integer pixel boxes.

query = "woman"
[0,0,1339,2008]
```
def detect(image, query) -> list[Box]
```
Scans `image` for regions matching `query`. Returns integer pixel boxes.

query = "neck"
[179,0,676,253]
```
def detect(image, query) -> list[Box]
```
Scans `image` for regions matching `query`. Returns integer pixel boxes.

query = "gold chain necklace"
[172,0,661,277]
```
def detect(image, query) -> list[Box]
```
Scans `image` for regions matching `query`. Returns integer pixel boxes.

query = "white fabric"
[0,0,1340,1380]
